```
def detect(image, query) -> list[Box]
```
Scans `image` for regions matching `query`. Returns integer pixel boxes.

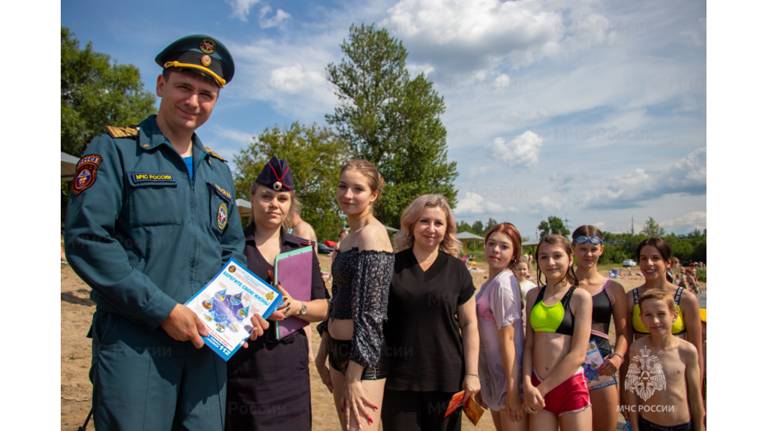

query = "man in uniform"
[65,35,267,430]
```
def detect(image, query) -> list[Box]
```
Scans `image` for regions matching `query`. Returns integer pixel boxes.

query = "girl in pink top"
[476,223,527,431]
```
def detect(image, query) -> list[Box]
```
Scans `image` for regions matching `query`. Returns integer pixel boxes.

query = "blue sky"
[62,0,706,239]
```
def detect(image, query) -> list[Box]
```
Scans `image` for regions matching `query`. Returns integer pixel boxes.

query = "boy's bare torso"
[627,336,693,426]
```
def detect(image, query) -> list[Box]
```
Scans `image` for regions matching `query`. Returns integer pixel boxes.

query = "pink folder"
[273,246,314,339]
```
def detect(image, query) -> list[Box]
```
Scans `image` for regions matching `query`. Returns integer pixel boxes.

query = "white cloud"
[455,191,504,216]
[227,1,289,27]
[660,211,706,233]
[212,126,255,146]
[228,37,339,120]
[384,0,565,71]
[494,73,510,89]
[536,195,563,211]
[228,0,261,22]
[472,70,487,82]
[269,64,325,93]
[259,5,290,29]
[583,148,705,209]
[407,63,435,77]
[490,131,543,168]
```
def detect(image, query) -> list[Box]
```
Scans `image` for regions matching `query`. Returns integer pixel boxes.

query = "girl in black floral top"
[315,159,394,430]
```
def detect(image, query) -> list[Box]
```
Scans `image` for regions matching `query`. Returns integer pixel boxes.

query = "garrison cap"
[155,34,235,87]
[254,156,294,192]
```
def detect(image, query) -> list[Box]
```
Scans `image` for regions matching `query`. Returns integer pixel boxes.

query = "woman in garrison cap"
[225,156,329,431]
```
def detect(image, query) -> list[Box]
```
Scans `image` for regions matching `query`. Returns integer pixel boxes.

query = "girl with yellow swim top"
[572,225,628,431]
[621,238,704,392]
[522,235,593,431]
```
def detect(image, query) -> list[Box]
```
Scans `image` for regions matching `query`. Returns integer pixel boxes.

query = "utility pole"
[631,216,635,235]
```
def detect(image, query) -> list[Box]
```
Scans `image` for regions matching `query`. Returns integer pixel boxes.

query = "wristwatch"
[299,302,308,316]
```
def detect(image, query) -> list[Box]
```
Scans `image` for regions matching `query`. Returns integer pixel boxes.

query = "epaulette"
[105,125,139,139]
[204,146,227,162]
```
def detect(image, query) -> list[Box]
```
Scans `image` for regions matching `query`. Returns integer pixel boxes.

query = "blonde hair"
[340,159,385,194]
[339,159,385,215]
[393,194,462,257]
[639,289,676,314]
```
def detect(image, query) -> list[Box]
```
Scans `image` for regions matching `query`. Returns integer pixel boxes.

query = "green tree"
[457,220,473,233]
[537,216,570,238]
[485,218,499,233]
[233,123,348,241]
[326,24,458,227]
[641,217,665,237]
[61,27,156,157]
[471,220,485,235]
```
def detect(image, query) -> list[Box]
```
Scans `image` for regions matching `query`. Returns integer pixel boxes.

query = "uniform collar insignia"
[105,125,139,139]
[204,146,227,162]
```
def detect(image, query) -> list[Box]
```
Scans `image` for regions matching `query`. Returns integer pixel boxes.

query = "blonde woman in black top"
[315,160,394,431]
[382,194,480,431]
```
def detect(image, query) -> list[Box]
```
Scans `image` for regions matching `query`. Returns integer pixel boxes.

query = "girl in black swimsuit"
[572,226,629,431]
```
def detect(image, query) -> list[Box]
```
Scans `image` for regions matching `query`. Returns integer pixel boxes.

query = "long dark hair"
[535,234,578,287]
[636,237,675,283]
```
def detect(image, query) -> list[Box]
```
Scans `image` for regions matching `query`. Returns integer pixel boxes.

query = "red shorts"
[532,369,591,416]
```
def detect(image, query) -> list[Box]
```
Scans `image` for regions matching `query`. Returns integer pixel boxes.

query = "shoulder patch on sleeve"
[105,125,139,139]
[204,146,227,162]
[71,154,103,195]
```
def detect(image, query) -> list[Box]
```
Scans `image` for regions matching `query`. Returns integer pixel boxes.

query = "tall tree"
[485,218,499,233]
[61,27,156,156]
[326,24,458,227]
[641,217,665,237]
[471,221,485,235]
[234,123,348,241]
[537,216,570,238]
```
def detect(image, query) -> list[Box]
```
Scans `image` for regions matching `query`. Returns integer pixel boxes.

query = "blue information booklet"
[186,258,283,361]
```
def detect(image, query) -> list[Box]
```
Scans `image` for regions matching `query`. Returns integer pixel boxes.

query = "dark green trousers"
[90,310,226,430]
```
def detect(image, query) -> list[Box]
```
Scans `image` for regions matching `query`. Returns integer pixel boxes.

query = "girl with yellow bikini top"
[622,238,704,393]
[631,286,686,335]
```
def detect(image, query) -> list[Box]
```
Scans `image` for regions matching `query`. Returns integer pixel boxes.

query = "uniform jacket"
[65,115,246,330]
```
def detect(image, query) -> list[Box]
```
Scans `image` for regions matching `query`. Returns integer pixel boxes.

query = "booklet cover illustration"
[583,341,617,390]
[187,258,282,361]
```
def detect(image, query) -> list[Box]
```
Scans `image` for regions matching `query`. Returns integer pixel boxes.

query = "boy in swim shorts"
[625,290,705,431]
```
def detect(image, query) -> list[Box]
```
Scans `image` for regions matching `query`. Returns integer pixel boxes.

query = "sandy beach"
[61,256,702,430]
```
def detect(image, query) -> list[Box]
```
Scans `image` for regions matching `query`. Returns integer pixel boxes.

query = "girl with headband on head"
[571,225,628,431]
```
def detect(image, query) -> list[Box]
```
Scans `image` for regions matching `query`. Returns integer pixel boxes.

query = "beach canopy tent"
[237,199,251,222]
[62,152,79,180]
[456,231,484,240]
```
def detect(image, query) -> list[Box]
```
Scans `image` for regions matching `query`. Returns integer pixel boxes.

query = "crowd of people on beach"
[64,34,706,431]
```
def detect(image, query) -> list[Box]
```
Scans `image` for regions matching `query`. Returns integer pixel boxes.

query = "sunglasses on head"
[574,235,603,245]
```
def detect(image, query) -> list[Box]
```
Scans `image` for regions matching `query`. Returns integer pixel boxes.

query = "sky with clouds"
[62,0,706,239]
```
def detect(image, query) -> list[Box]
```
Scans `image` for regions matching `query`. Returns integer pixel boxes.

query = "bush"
[696,267,706,282]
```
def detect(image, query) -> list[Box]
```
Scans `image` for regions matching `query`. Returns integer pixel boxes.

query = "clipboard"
[273,246,314,339]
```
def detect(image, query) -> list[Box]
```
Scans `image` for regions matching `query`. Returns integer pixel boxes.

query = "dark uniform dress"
[226,230,329,431]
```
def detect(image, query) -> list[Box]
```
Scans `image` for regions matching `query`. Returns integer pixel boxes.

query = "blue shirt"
[183,156,194,179]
